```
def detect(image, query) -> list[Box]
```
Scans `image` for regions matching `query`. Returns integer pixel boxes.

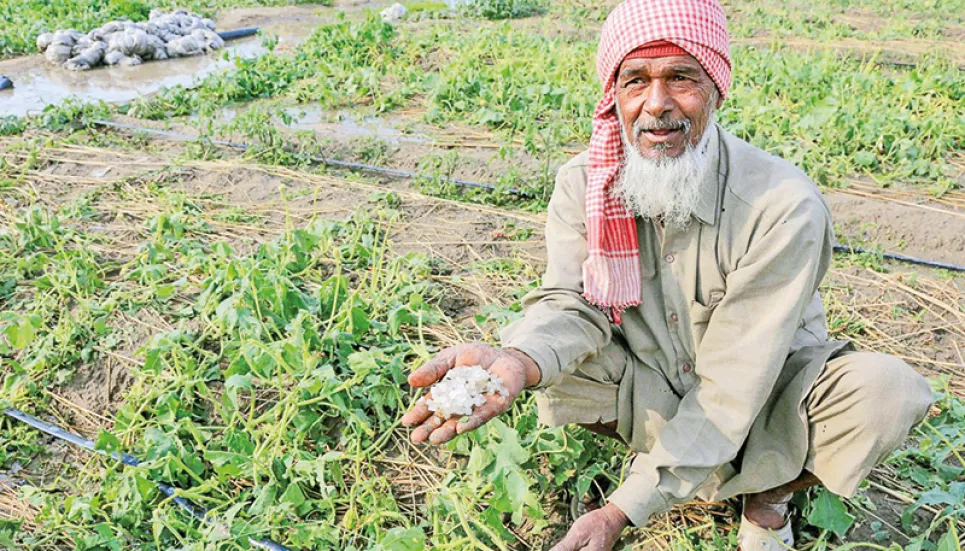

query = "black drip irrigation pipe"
[877,59,965,72]
[218,27,260,41]
[832,244,965,273]
[3,408,294,551]
[91,119,965,273]
[90,119,532,197]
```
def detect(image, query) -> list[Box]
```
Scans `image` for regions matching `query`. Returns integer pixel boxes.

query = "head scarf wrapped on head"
[583,0,732,324]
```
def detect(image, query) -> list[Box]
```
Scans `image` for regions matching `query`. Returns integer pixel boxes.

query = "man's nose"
[642,80,675,119]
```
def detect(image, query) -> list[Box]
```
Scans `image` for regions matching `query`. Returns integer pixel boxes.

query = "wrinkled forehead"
[616,52,706,82]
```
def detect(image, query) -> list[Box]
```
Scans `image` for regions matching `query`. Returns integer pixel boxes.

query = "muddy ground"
[0,2,381,117]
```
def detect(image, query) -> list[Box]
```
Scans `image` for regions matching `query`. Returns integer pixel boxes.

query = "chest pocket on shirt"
[689,290,724,346]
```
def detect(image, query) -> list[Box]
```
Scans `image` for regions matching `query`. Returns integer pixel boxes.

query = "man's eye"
[672,75,688,82]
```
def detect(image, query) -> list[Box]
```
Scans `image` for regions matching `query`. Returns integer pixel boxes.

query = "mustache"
[633,117,693,137]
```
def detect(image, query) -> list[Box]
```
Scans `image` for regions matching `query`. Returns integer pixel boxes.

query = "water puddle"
[284,107,429,144]
[193,104,429,145]
[0,22,317,118]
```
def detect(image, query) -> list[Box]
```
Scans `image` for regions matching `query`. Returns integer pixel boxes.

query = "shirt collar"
[693,122,722,226]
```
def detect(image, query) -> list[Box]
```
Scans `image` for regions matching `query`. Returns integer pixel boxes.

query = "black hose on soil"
[832,244,965,273]
[91,119,965,273]
[91,119,531,196]
[217,27,260,41]
[3,408,294,551]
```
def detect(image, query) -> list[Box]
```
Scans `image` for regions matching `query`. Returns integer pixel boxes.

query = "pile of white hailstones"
[36,9,225,71]
[422,365,509,419]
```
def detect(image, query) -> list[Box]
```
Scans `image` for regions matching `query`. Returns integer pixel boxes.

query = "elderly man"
[401,0,934,549]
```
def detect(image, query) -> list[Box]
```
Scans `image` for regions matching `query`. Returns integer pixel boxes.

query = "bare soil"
[827,191,965,266]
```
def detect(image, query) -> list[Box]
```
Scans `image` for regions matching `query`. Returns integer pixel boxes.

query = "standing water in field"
[0,14,318,118]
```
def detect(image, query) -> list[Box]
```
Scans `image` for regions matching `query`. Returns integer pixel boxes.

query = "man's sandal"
[737,515,794,551]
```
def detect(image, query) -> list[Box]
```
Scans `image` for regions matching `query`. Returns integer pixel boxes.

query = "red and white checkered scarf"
[584,0,732,324]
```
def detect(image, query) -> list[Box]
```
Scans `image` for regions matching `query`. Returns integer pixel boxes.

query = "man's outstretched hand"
[550,504,629,551]
[401,343,541,445]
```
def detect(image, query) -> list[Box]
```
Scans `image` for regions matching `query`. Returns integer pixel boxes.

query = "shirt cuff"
[606,472,670,528]
[499,338,561,389]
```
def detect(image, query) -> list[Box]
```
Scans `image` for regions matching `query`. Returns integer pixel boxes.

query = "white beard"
[613,115,715,229]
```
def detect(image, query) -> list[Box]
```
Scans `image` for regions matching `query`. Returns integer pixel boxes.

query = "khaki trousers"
[536,343,933,498]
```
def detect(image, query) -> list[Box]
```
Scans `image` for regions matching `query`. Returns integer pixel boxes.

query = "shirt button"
[669,312,679,323]
[682,363,693,373]
[665,253,675,263]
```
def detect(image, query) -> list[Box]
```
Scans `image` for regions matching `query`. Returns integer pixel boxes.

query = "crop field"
[1,0,965,550]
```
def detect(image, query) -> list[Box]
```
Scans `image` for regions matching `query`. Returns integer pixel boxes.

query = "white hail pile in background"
[423,365,508,419]
[36,9,225,71]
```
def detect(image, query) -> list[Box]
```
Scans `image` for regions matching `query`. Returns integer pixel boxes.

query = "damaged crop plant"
[2,0,965,550]
[0,187,616,548]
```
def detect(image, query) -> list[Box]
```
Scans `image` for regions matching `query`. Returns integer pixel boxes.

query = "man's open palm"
[401,343,532,445]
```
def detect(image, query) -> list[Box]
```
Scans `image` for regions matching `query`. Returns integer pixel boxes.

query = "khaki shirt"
[501,123,837,525]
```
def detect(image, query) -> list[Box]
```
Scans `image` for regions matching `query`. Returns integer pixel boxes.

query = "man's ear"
[715,90,724,110]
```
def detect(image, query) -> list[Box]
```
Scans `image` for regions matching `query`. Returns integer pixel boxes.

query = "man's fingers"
[401,395,432,427]
[454,346,488,369]
[455,395,508,434]
[428,417,460,446]
[549,520,596,551]
[408,348,457,388]
[454,414,487,435]
[548,536,580,551]
[410,415,443,444]
[408,343,496,388]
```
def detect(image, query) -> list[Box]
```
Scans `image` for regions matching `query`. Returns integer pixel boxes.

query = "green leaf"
[94,430,121,454]
[902,484,965,530]
[377,526,425,551]
[0,519,22,547]
[280,482,306,509]
[854,151,877,168]
[350,306,370,337]
[225,373,253,392]
[3,314,38,350]
[807,488,854,537]
[155,284,177,300]
[347,349,380,376]
[249,483,278,516]
[481,419,533,521]
[936,521,960,551]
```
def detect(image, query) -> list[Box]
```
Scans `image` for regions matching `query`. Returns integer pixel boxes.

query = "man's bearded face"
[612,53,720,227]
[614,54,720,160]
